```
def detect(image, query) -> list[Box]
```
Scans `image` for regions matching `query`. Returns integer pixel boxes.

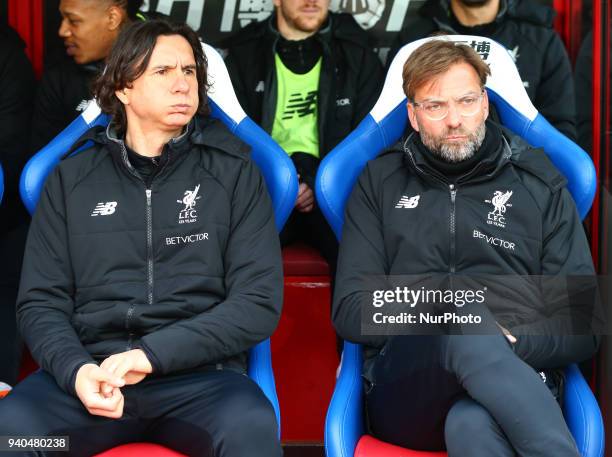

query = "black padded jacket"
[17,117,283,396]
[333,125,598,377]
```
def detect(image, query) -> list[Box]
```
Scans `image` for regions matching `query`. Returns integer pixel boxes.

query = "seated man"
[0,20,282,457]
[224,0,384,272]
[333,40,598,456]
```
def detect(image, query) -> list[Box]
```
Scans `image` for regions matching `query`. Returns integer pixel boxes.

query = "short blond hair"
[402,40,491,100]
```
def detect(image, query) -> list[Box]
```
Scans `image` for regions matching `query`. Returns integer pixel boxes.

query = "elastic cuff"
[139,341,162,374]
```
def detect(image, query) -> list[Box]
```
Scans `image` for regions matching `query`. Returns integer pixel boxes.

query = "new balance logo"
[395,195,420,209]
[75,99,93,112]
[282,91,317,119]
[91,202,117,216]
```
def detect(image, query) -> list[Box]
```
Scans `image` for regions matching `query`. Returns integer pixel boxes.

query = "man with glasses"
[333,40,597,455]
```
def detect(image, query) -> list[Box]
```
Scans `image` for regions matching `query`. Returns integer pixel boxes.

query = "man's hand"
[74,363,125,419]
[295,182,314,213]
[496,322,517,344]
[100,349,153,392]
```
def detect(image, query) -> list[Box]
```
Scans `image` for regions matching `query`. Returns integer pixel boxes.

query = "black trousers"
[0,369,281,457]
[0,221,28,385]
[366,324,580,456]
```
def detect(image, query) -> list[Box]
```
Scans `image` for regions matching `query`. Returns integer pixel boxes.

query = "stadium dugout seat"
[317,35,603,457]
[19,43,298,456]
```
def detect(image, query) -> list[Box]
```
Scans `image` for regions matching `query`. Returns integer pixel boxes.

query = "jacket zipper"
[449,184,457,273]
[405,149,459,273]
[125,304,135,351]
[145,188,154,306]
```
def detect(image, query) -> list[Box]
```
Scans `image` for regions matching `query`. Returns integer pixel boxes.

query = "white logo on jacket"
[75,98,94,112]
[91,202,117,216]
[395,195,420,209]
[177,185,201,224]
[508,45,520,63]
[485,190,513,228]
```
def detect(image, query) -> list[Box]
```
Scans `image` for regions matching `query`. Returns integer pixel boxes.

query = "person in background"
[30,0,147,153]
[224,0,384,274]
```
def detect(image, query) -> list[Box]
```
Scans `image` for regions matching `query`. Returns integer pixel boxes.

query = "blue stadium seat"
[318,35,603,457]
[20,43,298,454]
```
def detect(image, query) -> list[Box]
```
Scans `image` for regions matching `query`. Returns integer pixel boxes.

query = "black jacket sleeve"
[352,48,384,127]
[534,32,577,141]
[17,168,95,395]
[224,51,252,118]
[29,65,87,155]
[510,187,599,369]
[140,158,283,374]
[332,163,388,349]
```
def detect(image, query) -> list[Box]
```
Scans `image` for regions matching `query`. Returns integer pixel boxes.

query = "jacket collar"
[420,0,553,31]
[265,12,333,54]
[402,122,512,186]
[66,115,248,176]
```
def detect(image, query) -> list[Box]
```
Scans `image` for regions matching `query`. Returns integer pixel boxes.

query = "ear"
[107,5,126,31]
[272,0,281,7]
[407,101,419,132]
[482,89,489,121]
[115,88,130,105]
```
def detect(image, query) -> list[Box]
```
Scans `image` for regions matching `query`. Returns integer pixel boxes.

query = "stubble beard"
[420,121,487,163]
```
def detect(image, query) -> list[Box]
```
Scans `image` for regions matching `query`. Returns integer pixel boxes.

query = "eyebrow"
[60,11,83,19]
[150,63,197,71]
[420,91,481,103]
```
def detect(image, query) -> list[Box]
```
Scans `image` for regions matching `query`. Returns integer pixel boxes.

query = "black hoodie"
[224,12,384,185]
[389,0,577,140]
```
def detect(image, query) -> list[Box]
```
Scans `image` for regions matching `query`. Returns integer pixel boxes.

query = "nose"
[445,102,462,129]
[171,72,190,93]
[58,18,71,38]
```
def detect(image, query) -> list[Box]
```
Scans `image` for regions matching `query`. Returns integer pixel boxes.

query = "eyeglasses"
[411,89,485,121]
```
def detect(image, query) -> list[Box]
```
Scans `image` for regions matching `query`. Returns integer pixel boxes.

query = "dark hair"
[103,0,145,21]
[93,19,210,133]
[402,40,490,100]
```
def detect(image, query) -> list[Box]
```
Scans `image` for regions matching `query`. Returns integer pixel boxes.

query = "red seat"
[282,242,329,276]
[273,243,337,442]
[94,443,185,456]
[355,436,447,457]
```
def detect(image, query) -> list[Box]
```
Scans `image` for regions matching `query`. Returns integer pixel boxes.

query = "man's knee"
[0,390,47,435]
[445,398,507,454]
[214,389,280,456]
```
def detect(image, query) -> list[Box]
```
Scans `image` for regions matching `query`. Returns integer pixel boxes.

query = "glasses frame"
[411,88,486,121]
